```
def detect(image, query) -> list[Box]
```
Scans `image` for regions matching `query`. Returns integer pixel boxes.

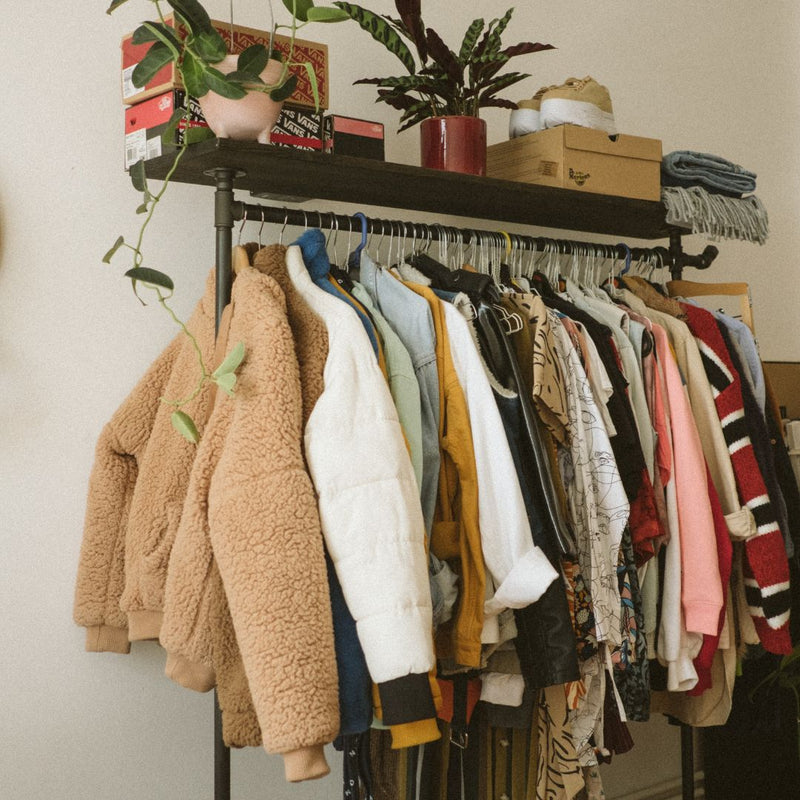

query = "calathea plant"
[332,1,554,130]
[103,0,347,442]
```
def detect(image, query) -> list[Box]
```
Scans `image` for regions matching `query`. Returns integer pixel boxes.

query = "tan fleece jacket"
[74,271,217,650]
[160,247,339,781]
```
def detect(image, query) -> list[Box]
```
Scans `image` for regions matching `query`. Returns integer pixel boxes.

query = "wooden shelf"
[143,138,671,241]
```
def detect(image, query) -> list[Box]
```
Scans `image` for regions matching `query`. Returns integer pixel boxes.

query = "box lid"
[563,125,662,161]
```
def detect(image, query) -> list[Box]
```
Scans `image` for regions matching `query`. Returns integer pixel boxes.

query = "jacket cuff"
[85,625,130,654]
[128,610,163,641]
[282,745,330,782]
[484,547,558,617]
[389,717,441,749]
[378,672,436,725]
[164,652,215,693]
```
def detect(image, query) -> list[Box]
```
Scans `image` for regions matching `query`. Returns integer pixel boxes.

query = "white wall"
[1,1,797,797]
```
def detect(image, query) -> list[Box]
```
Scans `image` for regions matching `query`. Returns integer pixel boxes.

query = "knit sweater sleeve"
[207,271,340,777]
[73,334,181,652]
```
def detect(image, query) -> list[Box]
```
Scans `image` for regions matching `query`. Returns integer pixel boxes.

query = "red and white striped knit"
[681,303,791,655]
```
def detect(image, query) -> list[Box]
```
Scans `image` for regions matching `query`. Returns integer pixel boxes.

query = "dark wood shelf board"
[143,138,671,240]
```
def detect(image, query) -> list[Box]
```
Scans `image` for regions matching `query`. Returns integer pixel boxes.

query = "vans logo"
[569,168,590,186]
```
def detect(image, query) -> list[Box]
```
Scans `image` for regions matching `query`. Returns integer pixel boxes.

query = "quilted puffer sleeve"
[73,334,181,652]
[207,270,339,780]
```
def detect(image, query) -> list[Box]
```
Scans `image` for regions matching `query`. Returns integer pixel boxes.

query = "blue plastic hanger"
[347,212,368,270]
[618,242,633,276]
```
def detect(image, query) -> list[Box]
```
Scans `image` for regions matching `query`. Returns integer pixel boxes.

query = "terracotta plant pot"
[198,55,285,144]
[419,116,487,176]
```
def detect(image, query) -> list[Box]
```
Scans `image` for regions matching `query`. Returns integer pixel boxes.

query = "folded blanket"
[662,185,769,245]
[662,150,756,197]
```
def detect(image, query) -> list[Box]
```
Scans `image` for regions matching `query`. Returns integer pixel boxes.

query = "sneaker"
[508,84,554,139]
[540,76,616,134]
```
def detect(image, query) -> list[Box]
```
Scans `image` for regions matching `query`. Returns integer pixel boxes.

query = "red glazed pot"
[419,116,487,176]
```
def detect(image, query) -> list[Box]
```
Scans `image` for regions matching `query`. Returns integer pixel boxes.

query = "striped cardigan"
[681,303,791,654]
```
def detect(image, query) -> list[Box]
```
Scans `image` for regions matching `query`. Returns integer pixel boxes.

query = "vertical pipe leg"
[669,230,684,281]
[211,167,236,800]
[681,723,694,800]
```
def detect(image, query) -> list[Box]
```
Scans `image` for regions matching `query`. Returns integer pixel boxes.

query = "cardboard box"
[124,89,208,169]
[324,115,385,160]
[271,105,327,151]
[121,15,329,110]
[487,125,662,201]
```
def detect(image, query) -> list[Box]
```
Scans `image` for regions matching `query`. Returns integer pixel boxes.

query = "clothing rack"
[208,165,709,800]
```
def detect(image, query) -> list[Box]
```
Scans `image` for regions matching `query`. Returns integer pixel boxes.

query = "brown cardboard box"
[487,125,662,201]
[121,15,329,110]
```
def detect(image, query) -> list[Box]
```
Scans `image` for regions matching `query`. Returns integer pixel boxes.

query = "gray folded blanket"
[662,150,756,196]
[662,186,768,245]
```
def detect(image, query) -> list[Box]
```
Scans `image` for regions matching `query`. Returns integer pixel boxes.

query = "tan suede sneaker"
[509,84,557,139]
[540,76,616,134]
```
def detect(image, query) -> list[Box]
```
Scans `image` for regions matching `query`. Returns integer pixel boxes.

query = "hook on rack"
[349,212,369,269]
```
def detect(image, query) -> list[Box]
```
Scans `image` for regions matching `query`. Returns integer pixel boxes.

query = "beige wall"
[2,1,797,797]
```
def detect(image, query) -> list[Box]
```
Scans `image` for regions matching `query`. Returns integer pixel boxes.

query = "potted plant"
[332,0,554,175]
[104,0,347,441]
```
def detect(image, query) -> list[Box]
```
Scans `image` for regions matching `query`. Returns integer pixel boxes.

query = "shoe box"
[487,124,662,201]
[323,115,385,160]
[121,14,329,111]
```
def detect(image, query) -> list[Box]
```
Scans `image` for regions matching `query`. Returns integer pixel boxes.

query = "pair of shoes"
[508,77,616,138]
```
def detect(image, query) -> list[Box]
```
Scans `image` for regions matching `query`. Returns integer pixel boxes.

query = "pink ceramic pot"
[419,116,487,176]
[198,55,285,144]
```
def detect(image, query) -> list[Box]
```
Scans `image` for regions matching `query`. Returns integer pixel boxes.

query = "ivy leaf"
[269,73,298,102]
[204,67,248,99]
[129,159,148,193]
[193,28,228,63]
[213,341,246,378]
[171,410,200,444]
[166,0,213,34]
[226,70,266,85]
[161,107,186,145]
[134,21,183,58]
[107,0,131,13]
[124,267,175,292]
[306,6,350,22]
[184,126,216,144]
[136,202,150,214]
[214,372,237,396]
[132,41,173,88]
[238,44,269,76]
[297,61,320,109]
[181,51,208,97]
[333,2,416,74]
[102,236,125,264]
[282,0,315,22]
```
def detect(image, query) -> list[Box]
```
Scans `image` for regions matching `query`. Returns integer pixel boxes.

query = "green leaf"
[226,70,266,85]
[477,70,528,98]
[102,236,125,264]
[171,410,200,444]
[282,0,315,22]
[136,202,150,214]
[333,2,416,73]
[458,18,484,65]
[269,73,298,102]
[204,67,248,99]
[306,6,351,22]
[184,126,215,144]
[238,44,269,76]
[193,28,227,63]
[132,41,173,88]
[213,341,245,378]
[214,372,237,396]
[134,21,183,58]
[492,7,514,42]
[297,61,320,109]
[107,0,131,13]
[181,51,208,97]
[124,267,175,292]
[161,107,186,145]
[166,0,213,34]
[129,159,148,193]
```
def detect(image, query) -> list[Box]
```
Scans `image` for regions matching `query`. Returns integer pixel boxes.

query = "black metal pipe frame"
[232,200,676,265]
[210,187,707,800]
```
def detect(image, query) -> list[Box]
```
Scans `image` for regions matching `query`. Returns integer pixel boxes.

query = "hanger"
[232,208,251,275]
[666,277,755,332]
[347,212,368,270]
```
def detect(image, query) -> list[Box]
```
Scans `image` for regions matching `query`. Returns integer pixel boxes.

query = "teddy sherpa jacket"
[73,270,217,651]
[159,254,339,781]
